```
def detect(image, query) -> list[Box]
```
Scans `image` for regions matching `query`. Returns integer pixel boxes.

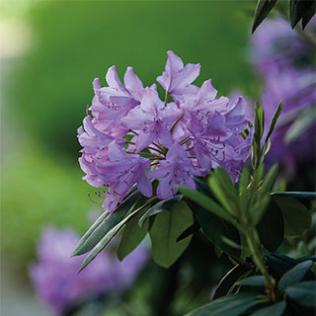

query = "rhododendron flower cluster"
[78,51,252,212]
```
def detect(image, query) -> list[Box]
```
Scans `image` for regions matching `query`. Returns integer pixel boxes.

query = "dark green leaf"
[176,222,200,242]
[286,281,316,307]
[252,0,278,33]
[117,207,149,261]
[179,186,234,224]
[278,260,313,292]
[290,0,315,28]
[149,201,193,268]
[212,264,254,299]
[185,293,260,316]
[257,200,284,252]
[302,1,316,28]
[274,197,312,237]
[138,195,182,226]
[271,191,316,200]
[265,254,298,279]
[251,301,286,316]
[238,275,265,287]
[191,201,241,257]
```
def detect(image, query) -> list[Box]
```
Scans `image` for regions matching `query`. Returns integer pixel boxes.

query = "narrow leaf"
[264,102,283,145]
[79,205,146,271]
[252,0,278,33]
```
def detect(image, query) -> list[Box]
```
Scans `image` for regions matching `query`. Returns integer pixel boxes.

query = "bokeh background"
[0,1,314,316]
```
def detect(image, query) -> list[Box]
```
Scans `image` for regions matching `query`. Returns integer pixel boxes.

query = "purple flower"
[250,17,315,75]
[30,227,148,315]
[157,50,200,98]
[94,141,152,212]
[78,51,252,211]
[149,143,202,200]
[122,87,179,152]
[261,68,316,168]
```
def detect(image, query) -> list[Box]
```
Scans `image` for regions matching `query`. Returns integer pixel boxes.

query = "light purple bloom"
[157,50,200,98]
[149,144,202,200]
[251,17,315,75]
[250,18,316,170]
[122,87,179,152]
[78,51,252,212]
[30,227,148,315]
[261,68,316,169]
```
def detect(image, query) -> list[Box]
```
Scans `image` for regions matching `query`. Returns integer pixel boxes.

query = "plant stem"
[245,227,276,301]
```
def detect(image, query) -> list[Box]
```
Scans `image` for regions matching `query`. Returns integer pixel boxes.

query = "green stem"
[245,227,276,300]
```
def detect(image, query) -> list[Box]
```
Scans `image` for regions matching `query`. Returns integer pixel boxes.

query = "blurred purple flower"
[250,17,316,170]
[78,51,252,212]
[251,17,315,75]
[261,68,316,169]
[30,227,148,315]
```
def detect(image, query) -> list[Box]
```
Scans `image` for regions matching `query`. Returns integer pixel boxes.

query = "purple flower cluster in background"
[78,51,252,212]
[30,227,148,315]
[251,17,316,170]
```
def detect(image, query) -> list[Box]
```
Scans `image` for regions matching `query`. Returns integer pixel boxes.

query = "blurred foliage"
[5,0,256,157]
[1,143,96,270]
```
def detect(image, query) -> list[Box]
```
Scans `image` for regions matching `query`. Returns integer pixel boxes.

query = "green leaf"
[302,1,316,29]
[285,106,316,143]
[274,197,312,237]
[212,264,254,299]
[238,275,265,288]
[138,195,182,226]
[271,191,316,200]
[191,202,241,257]
[208,168,239,216]
[117,207,149,261]
[185,293,260,316]
[179,186,234,224]
[286,281,316,307]
[290,0,315,28]
[257,200,284,252]
[252,0,278,33]
[278,260,313,292]
[264,102,283,145]
[260,164,279,196]
[79,204,146,271]
[149,201,193,268]
[176,222,200,242]
[72,211,109,256]
[251,301,286,316]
